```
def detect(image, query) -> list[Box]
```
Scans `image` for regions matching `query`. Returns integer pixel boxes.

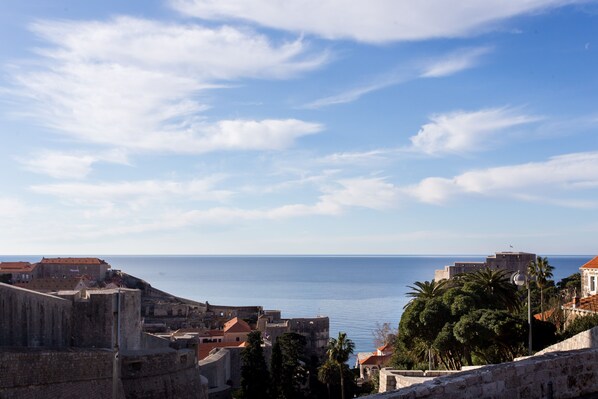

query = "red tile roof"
[580,256,598,269]
[40,257,106,265]
[14,277,88,293]
[223,317,252,333]
[377,343,392,352]
[197,341,246,360]
[563,294,598,313]
[533,308,556,321]
[359,354,391,366]
[0,262,36,272]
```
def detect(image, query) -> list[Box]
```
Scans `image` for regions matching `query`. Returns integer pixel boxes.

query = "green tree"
[240,331,271,399]
[275,333,308,399]
[323,332,355,399]
[528,256,555,320]
[461,268,520,312]
[270,341,283,399]
[405,280,446,307]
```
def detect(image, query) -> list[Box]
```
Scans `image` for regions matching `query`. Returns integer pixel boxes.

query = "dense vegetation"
[239,257,597,397]
[391,257,595,371]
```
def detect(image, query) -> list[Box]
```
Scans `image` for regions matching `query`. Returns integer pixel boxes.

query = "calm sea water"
[2,255,591,364]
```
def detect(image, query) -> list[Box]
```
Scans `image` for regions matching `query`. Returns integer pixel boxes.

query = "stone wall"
[370,348,598,399]
[0,283,72,347]
[121,348,206,399]
[0,347,207,399]
[288,317,329,360]
[0,348,115,399]
[55,288,142,350]
[535,325,598,355]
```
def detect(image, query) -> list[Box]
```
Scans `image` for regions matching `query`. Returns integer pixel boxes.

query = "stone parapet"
[370,348,598,399]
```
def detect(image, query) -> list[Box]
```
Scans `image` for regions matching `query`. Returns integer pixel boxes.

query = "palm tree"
[461,268,520,312]
[404,280,446,308]
[528,256,554,320]
[325,332,355,399]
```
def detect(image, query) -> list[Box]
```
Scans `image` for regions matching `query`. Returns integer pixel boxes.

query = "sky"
[1,0,598,255]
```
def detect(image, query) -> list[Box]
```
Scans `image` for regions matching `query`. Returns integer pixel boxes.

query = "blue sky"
[1,0,598,255]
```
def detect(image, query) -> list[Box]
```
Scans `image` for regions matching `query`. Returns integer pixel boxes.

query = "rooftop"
[563,294,598,312]
[580,256,598,270]
[223,317,252,334]
[0,262,36,272]
[197,341,246,360]
[40,257,107,265]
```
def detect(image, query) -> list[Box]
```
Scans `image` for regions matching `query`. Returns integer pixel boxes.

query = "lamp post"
[512,271,532,355]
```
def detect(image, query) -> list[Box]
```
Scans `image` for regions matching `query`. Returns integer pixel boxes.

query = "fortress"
[0,257,329,398]
[434,252,536,281]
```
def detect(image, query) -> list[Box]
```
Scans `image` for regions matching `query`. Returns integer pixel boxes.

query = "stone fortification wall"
[372,348,598,399]
[0,348,206,399]
[66,289,141,350]
[0,348,115,399]
[535,325,598,355]
[0,283,72,347]
[289,316,329,359]
[200,348,233,399]
[121,348,206,399]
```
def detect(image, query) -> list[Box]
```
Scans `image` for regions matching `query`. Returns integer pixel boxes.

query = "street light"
[512,271,532,355]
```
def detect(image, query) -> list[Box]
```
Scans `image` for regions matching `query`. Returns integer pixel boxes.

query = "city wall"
[374,348,598,399]
[0,348,206,399]
[0,283,72,347]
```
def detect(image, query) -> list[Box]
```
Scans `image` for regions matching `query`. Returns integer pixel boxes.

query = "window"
[591,276,596,292]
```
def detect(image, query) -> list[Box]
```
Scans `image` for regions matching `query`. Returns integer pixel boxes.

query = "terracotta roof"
[580,256,598,269]
[0,262,36,272]
[223,317,252,333]
[14,277,88,293]
[377,343,392,352]
[40,257,106,265]
[533,308,556,321]
[563,294,598,313]
[197,341,246,360]
[359,354,391,366]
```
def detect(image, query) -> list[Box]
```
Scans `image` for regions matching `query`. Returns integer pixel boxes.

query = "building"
[580,256,598,297]
[434,252,536,281]
[37,257,110,281]
[562,256,598,326]
[356,343,393,380]
[14,276,90,294]
[223,317,252,343]
[0,262,38,283]
[257,310,330,360]
[0,282,206,398]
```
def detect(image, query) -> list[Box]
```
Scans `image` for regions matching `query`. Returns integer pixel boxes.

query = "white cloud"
[420,47,491,78]
[30,177,233,206]
[171,0,582,43]
[8,17,326,153]
[409,107,540,154]
[407,151,598,206]
[27,176,400,238]
[19,149,129,179]
[303,47,490,108]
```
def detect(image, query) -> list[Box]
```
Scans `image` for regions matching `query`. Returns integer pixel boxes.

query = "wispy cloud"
[171,0,581,43]
[406,151,598,206]
[303,47,490,108]
[18,149,129,179]
[30,177,234,211]
[7,17,327,154]
[409,107,540,154]
[420,47,491,77]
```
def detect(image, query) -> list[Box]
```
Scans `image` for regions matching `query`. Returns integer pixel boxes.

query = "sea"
[2,254,592,364]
